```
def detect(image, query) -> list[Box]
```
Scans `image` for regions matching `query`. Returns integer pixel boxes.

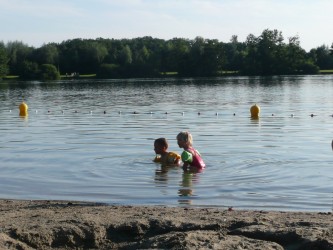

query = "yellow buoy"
[19,102,28,116]
[250,104,260,118]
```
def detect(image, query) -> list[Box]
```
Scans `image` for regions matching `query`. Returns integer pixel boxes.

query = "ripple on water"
[1,77,333,211]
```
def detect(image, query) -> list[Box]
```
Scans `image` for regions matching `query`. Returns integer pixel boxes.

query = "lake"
[1,75,333,212]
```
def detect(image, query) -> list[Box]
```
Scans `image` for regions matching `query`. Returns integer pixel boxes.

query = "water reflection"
[154,163,202,205]
[178,170,201,205]
[154,166,172,187]
[19,115,28,122]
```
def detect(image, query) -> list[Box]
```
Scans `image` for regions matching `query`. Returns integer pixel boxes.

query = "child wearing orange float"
[176,131,206,171]
[153,138,181,166]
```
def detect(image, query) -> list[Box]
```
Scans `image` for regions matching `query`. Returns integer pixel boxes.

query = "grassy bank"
[319,69,333,74]
[60,74,96,79]
[2,76,19,80]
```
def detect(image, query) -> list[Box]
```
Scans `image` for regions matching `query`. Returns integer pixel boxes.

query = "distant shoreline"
[2,70,333,81]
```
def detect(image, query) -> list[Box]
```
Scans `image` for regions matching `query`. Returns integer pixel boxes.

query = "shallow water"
[1,76,333,211]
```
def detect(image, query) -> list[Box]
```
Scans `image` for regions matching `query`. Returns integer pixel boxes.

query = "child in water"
[153,138,181,166]
[176,131,206,171]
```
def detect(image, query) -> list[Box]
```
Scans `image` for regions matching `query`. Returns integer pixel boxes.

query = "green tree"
[0,42,9,77]
[1,32,326,78]
[20,60,39,80]
[101,38,122,64]
[129,43,160,77]
[178,36,221,76]
[257,29,284,75]
[135,45,150,64]
[309,45,333,70]
[241,29,312,75]
[39,64,60,80]
[201,39,223,76]
[299,60,319,74]
[164,38,190,74]
[90,42,108,65]
[58,39,82,74]
[186,36,205,76]
[6,41,34,75]
[241,33,260,75]
[285,35,310,73]
[34,43,59,65]
[221,36,245,72]
[117,45,132,65]
[79,41,108,73]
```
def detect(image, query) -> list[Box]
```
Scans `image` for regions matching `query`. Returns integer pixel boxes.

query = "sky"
[1,0,333,52]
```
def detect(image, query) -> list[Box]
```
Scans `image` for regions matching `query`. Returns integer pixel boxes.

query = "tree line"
[1,29,333,80]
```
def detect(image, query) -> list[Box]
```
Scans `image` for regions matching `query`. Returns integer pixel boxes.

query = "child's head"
[176,131,193,148]
[154,138,169,154]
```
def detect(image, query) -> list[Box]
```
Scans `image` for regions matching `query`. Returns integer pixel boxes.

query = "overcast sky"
[1,0,332,51]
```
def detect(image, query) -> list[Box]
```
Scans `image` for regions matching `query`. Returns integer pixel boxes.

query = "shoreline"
[0,200,332,249]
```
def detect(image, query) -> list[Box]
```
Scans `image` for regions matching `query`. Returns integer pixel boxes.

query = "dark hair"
[154,137,168,148]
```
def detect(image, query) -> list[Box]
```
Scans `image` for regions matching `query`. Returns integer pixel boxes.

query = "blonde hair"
[177,131,193,146]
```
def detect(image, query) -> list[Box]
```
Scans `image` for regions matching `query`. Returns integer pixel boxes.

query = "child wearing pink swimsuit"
[176,131,206,171]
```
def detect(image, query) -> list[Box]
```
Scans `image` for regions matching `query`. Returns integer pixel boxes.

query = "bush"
[299,61,320,74]
[97,64,121,78]
[39,64,60,80]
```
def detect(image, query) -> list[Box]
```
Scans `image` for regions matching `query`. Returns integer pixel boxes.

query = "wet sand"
[0,199,332,249]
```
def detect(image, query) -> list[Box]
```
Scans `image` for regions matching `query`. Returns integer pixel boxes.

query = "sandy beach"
[0,200,332,249]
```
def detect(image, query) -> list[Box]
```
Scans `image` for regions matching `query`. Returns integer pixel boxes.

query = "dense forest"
[1,29,333,80]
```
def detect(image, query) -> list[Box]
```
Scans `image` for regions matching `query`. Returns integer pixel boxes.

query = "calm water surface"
[1,76,333,211]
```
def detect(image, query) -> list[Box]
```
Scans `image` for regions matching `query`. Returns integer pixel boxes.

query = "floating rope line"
[11,103,329,118]
[10,109,329,118]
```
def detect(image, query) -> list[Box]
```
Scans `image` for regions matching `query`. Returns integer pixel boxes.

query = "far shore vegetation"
[1,29,333,81]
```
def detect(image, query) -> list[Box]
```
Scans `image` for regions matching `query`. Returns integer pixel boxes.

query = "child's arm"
[174,158,181,165]
[153,155,161,162]
[181,151,192,168]
[173,153,181,166]
[182,161,189,170]
[163,152,181,166]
